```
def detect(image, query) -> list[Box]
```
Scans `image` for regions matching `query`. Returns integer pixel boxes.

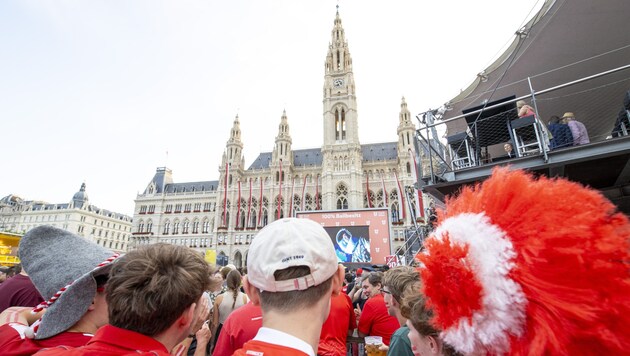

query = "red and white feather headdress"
[418,168,630,355]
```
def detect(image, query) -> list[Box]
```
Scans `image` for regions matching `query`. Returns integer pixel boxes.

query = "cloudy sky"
[0,0,543,215]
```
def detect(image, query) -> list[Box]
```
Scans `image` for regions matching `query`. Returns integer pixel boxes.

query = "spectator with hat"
[562,112,590,145]
[233,218,344,356]
[0,226,115,355]
[36,243,211,355]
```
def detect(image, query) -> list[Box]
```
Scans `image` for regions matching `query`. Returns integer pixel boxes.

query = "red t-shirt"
[34,324,170,355]
[0,323,91,356]
[212,301,262,356]
[318,293,356,356]
[357,294,400,345]
[233,339,310,356]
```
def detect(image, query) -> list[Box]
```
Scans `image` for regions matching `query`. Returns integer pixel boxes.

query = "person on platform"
[562,112,590,145]
[378,266,421,356]
[211,301,262,356]
[547,115,574,149]
[318,286,356,356]
[36,243,211,355]
[356,272,400,346]
[0,226,115,355]
[234,218,344,356]
[0,264,43,313]
[516,100,535,118]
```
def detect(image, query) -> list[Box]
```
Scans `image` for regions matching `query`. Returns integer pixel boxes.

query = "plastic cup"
[364,336,386,356]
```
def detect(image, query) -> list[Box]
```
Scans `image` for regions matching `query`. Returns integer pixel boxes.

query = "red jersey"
[357,294,400,345]
[233,340,309,356]
[0,323,91,356]
[212,301,262,356]
[34,324,170,355]
[318,293,356,356]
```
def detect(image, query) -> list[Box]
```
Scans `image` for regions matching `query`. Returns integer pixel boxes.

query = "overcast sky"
[1,0,543,216]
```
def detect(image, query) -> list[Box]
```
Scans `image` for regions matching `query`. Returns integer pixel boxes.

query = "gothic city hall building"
[132,11,427,267]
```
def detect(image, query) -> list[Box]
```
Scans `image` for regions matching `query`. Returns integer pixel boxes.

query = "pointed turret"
[398,96,416,151]
[272,109,293,164]
[223,114,244,169]
[325,11,353,74]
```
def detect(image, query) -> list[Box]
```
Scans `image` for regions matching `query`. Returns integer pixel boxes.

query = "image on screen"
[324,226,371,263]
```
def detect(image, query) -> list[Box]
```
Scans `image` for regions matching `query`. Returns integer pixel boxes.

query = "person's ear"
[331,265,344,296]
[428,335,440,354]
[243,276,261,306]
[179,302,196,329]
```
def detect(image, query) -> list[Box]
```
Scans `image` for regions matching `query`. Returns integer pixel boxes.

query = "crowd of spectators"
[0,168,629,356]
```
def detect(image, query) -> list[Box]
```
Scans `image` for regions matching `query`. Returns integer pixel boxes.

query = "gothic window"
[239,208,246,228]
[341,108,346,140]
[293,195,301,213]
[202,220,209,233]
[276,171,279,182]
[173,221,180,235]
[304,194,313,211]
[363,190,375,208]
[316,193,322,210]
[391,204,400,222]
[192,220,199,234]
[250,210,257,228]
[229,174,233,186]
[407,162,412,175]
[146,220,153,233]
[262,208,269,227]
[137,221,144,233]
[183,221,190,234]
[336,183,348,210]
[164,221,170,235]
[376,190,385,207]
[335,109,340,141]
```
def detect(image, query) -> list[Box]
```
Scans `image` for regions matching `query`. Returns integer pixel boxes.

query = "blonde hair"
[516,100,527,109]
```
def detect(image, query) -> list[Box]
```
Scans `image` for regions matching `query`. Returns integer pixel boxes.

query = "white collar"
[253,327,315,356]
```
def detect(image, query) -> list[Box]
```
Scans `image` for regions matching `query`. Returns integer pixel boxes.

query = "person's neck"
[67,318,98,335]
[263,307,326,353]
[395,310,407,327]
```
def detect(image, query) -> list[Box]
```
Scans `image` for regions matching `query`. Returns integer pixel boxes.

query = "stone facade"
[132,11,427,268]
[0,183,133,253]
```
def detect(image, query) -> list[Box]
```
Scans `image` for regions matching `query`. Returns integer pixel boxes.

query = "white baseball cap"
[247,218,338,292]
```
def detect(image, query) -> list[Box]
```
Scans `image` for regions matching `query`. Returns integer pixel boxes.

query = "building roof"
[163,181,219,193]
[361,142,398,162]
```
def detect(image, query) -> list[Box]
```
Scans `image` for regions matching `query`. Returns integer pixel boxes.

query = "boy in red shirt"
[234,218,344,356]
[356,272,399,345]
[36,243,210,356]
[318,291,356,356]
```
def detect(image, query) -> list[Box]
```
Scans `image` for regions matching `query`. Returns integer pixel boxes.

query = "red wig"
[418,168,630,355]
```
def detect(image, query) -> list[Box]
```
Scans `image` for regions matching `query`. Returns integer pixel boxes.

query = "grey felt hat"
[18,225,117,339]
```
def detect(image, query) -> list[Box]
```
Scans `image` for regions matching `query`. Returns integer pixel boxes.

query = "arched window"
[164,221,170,235]
[336,183,349,210]
[146,220,153,233]
[182,221,189,234]
[173,221,180,235]
[202,220,209,233]
[406,162,412,174]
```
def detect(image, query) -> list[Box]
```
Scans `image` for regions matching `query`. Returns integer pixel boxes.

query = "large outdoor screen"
[296,208,392,264]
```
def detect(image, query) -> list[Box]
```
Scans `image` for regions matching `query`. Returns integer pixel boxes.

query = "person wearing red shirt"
[35,243,211,356]
[318,291,356,356]
[357,272,400,345]
[233,218,345,356]
[0,226,115,356]
[212,301,262,356]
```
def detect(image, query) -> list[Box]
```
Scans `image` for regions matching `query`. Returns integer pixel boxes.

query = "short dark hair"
[364,271,384,287]
[106,244,209,336]
[549,115,561,125]
[259,266,333,313]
